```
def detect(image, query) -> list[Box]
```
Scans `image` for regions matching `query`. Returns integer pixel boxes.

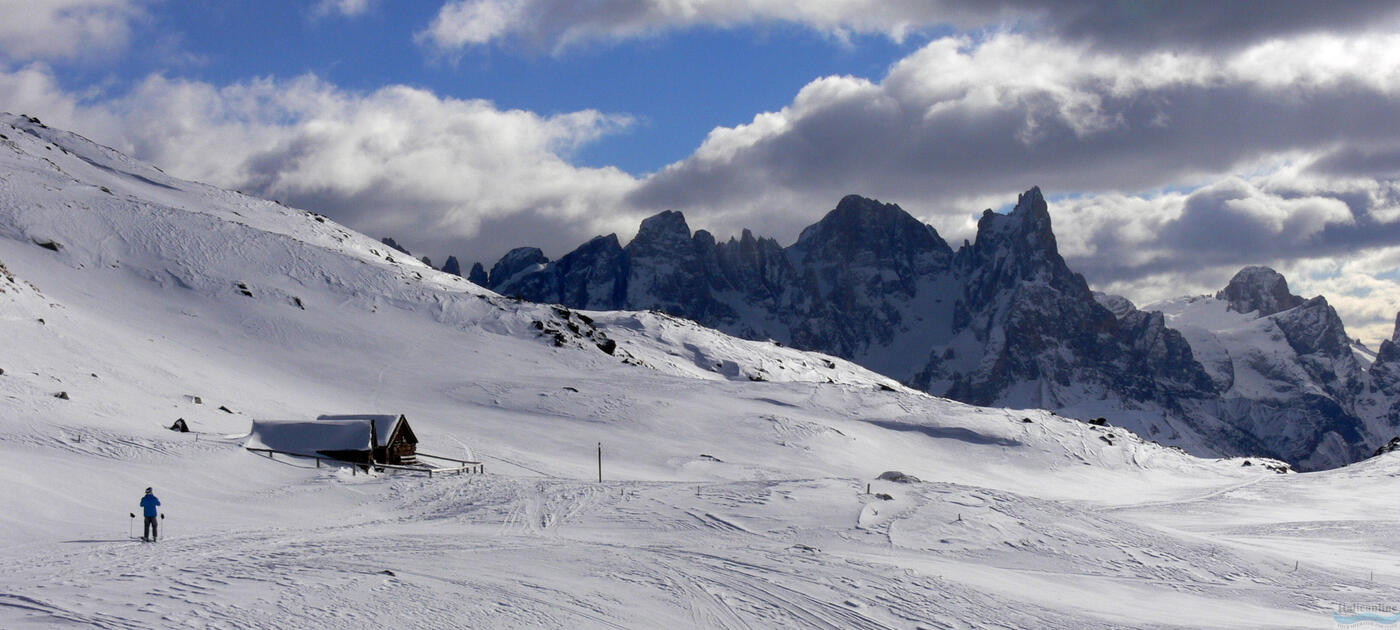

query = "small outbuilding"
[245,414,418,466]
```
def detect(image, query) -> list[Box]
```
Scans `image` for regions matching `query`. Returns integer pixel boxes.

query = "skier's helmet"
[145,487,152,494]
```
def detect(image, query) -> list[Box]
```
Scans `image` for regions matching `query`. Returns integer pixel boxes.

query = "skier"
[139,487,161,542]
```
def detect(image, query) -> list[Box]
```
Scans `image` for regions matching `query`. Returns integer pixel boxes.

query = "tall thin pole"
[597,442,602,483]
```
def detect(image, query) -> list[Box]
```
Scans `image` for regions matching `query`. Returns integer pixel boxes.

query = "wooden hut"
[317,414,418,465]
[246,414,418,466]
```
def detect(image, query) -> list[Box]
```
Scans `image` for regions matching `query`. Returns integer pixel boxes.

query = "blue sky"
[3,0,1400,343]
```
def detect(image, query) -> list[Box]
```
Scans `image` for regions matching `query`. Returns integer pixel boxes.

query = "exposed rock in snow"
[1093,292,1137,319]
[380,236,412,256]
[877,470,920,483]
[439,254,462,277]
[466,261,486,286]
[489,246,549,290]
[1215,266,1306,317]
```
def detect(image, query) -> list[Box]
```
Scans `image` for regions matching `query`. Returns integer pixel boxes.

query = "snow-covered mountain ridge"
[4,113,1399,627]
[1139,266,1400,469]
[471,187,1397,469]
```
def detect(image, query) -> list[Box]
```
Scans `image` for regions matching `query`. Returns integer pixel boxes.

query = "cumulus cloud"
[416,0,1400,54]
[0,65,645,264]
[623,32,1400,249]
[1055,178,1383,280]
[1051,175,1400,347]
[417,0,950,53]
[0,0,147,61]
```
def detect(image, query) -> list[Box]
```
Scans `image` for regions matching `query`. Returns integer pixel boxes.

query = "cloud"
[312,0,375,18]
[622,32,1400,249]
[416,0,1400,54]
[417,0,948,53]
[1050,176,1400,347]
[1055,178,1375,280]
[1019,0,1400,53]
[1164,180,1355,255]
[0,0,147,62]
[0,65,645,264]
[1310,147,1400,179]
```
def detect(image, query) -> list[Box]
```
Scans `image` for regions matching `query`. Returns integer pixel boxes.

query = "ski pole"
[160,513,165,540]
[129,513,135,539]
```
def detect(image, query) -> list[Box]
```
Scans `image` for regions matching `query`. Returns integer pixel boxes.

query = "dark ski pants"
[143,516,158,541]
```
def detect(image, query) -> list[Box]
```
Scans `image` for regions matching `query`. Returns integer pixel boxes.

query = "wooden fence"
[246,448,484,477]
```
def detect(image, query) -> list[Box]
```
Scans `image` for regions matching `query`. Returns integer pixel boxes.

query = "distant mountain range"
[445,189,1400,470]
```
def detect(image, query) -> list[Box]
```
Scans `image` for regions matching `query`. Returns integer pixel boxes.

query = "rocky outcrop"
[1216,266,1306,317]
[488,247,548,291]
[440,255,462,277]
[466,262,487,286]
[380,237,412,256]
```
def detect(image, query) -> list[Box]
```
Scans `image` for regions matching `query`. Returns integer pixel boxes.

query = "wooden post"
[597,442,602,483]
[316,458,321,468]
[369,419,378,466]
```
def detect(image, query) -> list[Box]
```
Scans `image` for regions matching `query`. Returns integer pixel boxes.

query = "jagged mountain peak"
[630,210,691,245]
[835,193,896,214]
[466,261,487,286]
[1392,311,1400,343]
[439,255,462,276]
[793,194,950,262]
[1215,266,1305,317]
[488,246,548,287]
[959,186,1078,295]
[975,186,1053,240]
[1276,295,1351,357]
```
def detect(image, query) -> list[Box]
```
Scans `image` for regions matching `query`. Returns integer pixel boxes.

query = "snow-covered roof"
[246,419,375,456]
[317,414,404,444]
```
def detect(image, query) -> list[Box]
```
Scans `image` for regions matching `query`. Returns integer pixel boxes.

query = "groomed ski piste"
[1,113,1397,629]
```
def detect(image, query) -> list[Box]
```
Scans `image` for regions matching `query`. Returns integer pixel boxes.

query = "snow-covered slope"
[3,114,1399,628]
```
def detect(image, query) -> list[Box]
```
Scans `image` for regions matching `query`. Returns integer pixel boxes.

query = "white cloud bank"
[417,0,1400,54]
[418,0,950,52]
[0,0,147,62]
[0,65,644,261]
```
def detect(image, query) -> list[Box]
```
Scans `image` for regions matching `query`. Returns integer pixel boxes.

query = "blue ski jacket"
[140,494,160,517]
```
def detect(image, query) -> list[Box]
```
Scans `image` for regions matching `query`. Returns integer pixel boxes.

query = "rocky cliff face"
[480,188,1388,469]
[1145,267,1398,468]
[910,189,1215,414]
[1216,266,1306,317]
